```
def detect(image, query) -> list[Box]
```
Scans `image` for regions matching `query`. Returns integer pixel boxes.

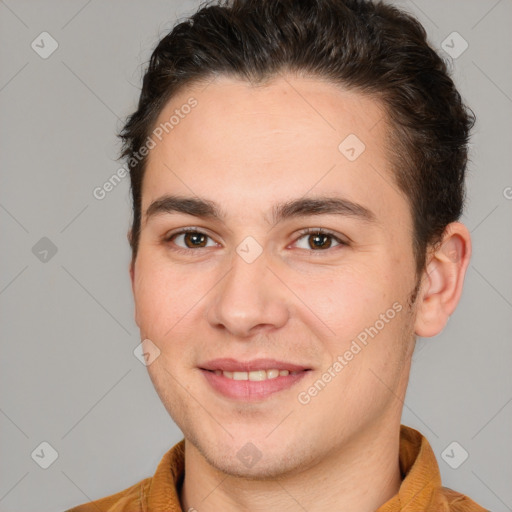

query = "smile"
[212,369,302,381]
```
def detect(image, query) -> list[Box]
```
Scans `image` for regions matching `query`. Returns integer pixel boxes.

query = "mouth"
[207,368,303,381]
[199,358,311,401]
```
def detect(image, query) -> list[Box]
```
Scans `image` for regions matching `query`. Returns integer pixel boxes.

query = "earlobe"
[414,222,471,338]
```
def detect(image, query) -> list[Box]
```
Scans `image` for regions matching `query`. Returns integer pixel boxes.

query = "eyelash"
[163,227,348,256]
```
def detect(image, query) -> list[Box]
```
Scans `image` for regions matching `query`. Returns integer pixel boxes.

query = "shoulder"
[436,486,490,512]
[63,440,185,512]
[63,476,152,512]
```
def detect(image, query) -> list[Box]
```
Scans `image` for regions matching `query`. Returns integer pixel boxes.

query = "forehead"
[141,73,407,224]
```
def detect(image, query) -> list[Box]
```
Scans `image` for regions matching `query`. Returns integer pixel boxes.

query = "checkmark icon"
[31,32,58,59]
[441,32,468,59]
[134,339,161,366]
[236,236,263,263]
[31,441,59,469]
[32,237,58,263]
[338,134,365,161]
[236,442,262,468]
[441,441,468,469]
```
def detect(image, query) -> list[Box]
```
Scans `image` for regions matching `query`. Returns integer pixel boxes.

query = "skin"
[129,73,471,512]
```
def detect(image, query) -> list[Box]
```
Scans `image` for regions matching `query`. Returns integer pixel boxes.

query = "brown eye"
[167,229,217,251]
[308,233,332,250]
[294,229,347,252]
[182,232,208,248]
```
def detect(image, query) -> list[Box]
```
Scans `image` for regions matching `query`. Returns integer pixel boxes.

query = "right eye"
[164,228,219,253]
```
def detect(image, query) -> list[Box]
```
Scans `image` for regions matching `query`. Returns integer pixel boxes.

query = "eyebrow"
[144,194,377,226]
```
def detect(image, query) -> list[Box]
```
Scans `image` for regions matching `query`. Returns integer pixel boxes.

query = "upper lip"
[199,358,310,372]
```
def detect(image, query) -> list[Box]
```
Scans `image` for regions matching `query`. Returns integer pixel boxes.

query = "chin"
[204,448,297,480]
[192,433,319,480]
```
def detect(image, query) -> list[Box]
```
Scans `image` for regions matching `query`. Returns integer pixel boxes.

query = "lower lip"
[200,369,309,401]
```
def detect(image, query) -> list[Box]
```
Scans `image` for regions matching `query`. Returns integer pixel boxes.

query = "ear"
[129,260,135,292]
[127,229,135,294]
[127,229,141,328]
[414,222,471,338]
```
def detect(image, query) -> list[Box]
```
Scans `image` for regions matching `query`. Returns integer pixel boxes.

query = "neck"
[180,421,402,512]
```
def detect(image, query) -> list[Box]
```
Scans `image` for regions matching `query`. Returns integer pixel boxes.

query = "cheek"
[290,262,412,395]
[132,252,204,340]
[288,264,393,341]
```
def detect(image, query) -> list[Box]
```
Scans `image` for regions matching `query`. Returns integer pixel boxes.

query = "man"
[66,0,488,510]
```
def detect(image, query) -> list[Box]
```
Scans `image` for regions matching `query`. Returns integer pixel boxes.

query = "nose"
[206,246,290,338]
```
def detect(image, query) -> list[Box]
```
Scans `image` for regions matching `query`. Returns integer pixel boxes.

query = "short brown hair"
[119,0,475,276]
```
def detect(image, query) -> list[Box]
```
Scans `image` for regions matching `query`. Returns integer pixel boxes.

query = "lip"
[200,368,310,401]
[199,358,311,373]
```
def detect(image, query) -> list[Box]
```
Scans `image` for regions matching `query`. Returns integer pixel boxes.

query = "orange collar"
[144,424,486,511]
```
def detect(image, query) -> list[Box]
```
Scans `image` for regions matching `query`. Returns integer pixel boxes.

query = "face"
[130,74,420,478]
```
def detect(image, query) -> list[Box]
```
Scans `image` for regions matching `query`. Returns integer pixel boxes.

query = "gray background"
[0,1,511,511]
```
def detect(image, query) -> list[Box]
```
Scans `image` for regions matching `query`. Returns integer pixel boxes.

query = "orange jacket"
[65,425,488,511]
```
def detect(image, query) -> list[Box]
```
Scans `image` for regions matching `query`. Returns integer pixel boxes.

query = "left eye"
[294,230,346,251]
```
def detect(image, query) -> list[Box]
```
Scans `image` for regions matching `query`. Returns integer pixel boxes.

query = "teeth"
[213,369,301,380]
[249,370,266,381]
